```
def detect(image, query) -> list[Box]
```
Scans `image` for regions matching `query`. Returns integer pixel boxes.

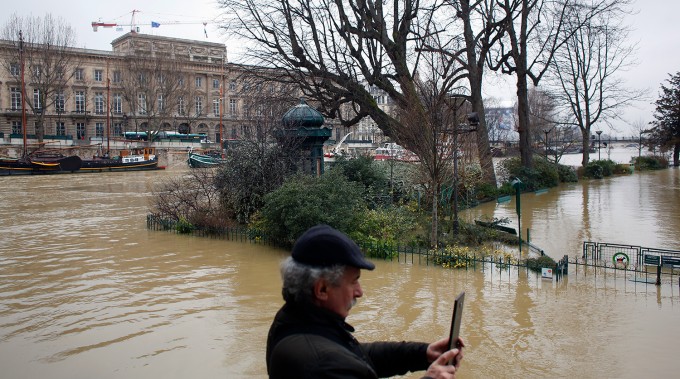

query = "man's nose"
[354,283,363,298]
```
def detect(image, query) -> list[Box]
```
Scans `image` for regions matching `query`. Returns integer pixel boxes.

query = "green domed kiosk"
[279,98,331,175]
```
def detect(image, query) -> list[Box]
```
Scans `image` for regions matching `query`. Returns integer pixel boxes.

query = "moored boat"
[0,155,82,175]
[80,147,162,172]
[187,150,227,168]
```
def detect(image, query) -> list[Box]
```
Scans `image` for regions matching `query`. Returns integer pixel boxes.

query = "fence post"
[656,265,662,286]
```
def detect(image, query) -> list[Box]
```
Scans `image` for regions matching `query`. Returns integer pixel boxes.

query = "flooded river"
[0,162,678,378]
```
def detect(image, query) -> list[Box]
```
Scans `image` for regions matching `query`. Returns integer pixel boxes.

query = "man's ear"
[313,278,329,301]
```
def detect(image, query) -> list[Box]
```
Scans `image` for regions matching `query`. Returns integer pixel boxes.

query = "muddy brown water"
[1,164,678,378]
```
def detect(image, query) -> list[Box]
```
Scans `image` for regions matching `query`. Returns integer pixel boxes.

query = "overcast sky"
[2,0,679,137]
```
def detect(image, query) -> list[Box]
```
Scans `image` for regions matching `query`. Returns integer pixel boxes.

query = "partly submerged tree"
[649,72,680,167]
[0,13,79,143]
[219,0,492,246]
[492,0,624,169]
[548,0,642,167]
[214,84,302,224]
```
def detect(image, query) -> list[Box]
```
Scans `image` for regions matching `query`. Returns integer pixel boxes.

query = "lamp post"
[451,112,479,234]
[511,178,523,254]
[543,129,550,159]
[596,130,602,160]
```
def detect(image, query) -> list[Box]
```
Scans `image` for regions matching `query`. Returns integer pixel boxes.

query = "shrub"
[175,217,195,234]
[351,206,417,259]
[633,155,668,170]
[557,164,578,182]
[258,171,366,247]
[498,157,559,191]
[525,255,557,273]
[583,162,604,178]
[612,163,631,175]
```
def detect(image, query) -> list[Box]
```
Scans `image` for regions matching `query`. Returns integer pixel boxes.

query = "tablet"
[448,291,465,359]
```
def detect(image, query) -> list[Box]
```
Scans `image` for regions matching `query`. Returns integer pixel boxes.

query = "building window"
[55,122,65,136]
[229,99,237,116]
[94,69,103,82]
[12,121,22,135]
[33,89,42,111]
[75,68,84,81]
[178,77,184,87]
[213,79,220,89]
[113,93,122,114]
[113,122,123,137]
[94,92,104,114]
[158,95,164,112]
[195,76,202,88]
[33,65,42,78]
[113,71,122,83]
[11,87,21,111]
[95,122,104,137]
[10,63,19,76]
[75,91,85,113]
[229,80,236,91]
[178,96,185,115]
[195,96,203,115]
[76,122,86,140]
[55,91,65,113]
[137,93,147,114]
[213,99,220,116]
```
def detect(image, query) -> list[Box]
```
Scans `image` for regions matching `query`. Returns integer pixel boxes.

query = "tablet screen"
[448,291,465,352]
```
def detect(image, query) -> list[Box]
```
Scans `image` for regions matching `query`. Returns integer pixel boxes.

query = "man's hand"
[426,337,465,363]
[424,348,463,379]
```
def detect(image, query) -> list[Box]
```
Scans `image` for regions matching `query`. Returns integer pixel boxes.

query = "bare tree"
[0,13,79,142]
[447,0,505,185]
[527,87,558,151]
[220,0,477,245]
[150,168,227,228]
[118,55,183,140]
[492,0,620,169]
[548,0,642,166]
[215,81,305,224]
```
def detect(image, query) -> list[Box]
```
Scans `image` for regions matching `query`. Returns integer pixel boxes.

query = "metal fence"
[146,216,678,290]
[582,241,680,270]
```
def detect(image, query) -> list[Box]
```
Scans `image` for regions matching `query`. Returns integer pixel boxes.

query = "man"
[266,224,464,378]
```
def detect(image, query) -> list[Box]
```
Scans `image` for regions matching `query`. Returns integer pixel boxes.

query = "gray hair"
[280,256,346,304]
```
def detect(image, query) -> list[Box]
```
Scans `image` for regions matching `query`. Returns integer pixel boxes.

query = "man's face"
[321,266,363,319]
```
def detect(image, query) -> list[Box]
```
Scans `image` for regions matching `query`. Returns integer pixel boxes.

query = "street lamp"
[596,130,603,161]
[452,112,479,234]
[511,178,523,254]
[543,129,550,159]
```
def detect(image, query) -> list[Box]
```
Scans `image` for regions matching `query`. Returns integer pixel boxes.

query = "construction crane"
[91,10,210,36]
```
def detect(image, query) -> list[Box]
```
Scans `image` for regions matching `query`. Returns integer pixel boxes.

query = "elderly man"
[266,224,464,379]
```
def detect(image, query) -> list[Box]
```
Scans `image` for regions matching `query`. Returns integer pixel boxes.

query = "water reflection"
[0,167,678,379]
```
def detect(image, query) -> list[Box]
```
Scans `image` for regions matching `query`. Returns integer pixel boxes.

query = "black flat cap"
[292,224,375,270]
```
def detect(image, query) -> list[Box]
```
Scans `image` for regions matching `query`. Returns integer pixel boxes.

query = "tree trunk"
[461,0,498,187]
[470,92,497,186]
[431,183,439,248]
[674,143,680,167]
[516,72,533,169]
[581,128,591,166]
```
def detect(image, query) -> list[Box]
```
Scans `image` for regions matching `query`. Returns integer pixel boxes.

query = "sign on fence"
[644,255,661,266]
[541,268,553,279]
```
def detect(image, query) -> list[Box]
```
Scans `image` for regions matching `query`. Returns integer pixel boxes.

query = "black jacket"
[266,301,431,378]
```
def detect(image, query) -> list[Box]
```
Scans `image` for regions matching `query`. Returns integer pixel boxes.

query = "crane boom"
[92,9,212,38]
